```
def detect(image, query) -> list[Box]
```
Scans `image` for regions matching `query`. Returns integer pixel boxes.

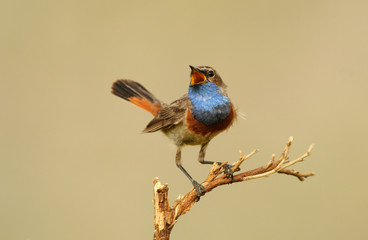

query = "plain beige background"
[1,0,367,239]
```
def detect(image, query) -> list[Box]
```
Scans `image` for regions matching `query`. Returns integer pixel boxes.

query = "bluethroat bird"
[111,66,236,201]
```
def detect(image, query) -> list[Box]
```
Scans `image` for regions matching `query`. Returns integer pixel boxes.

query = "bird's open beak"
[190,65,207,86]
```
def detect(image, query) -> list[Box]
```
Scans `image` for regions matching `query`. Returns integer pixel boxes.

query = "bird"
[111,65,236,201]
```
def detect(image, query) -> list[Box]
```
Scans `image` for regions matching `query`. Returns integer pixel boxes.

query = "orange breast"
[186,103,235,136]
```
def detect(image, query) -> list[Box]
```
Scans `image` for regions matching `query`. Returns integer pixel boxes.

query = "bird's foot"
[191,180,206,202]
[222,163,237,182]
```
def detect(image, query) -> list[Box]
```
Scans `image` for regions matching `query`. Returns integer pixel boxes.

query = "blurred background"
[1,0,367,239]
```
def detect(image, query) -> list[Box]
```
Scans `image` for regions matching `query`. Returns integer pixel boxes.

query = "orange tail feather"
[111,79,163,115]
[128,96,161,115]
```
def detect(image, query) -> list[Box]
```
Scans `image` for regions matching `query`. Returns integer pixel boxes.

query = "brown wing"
[142,94,189,133]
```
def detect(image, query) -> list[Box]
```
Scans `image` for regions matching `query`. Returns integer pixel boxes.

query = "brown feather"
[143,94,189,133]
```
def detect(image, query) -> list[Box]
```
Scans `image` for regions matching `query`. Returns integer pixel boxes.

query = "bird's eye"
[208,70,215,77]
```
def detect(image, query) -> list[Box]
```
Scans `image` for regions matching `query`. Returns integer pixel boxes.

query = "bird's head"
[189,65,226,88]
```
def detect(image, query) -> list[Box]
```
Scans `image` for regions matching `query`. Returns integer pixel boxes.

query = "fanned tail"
[111,79,163,115]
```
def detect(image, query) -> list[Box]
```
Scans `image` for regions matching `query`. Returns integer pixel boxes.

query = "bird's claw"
[233,166,241,172]
[192,180,206,202]
[222,164,236,182]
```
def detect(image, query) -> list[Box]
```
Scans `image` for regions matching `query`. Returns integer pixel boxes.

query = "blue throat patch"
[188,81,231,126]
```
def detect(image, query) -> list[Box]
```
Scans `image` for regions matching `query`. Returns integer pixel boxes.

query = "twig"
[152,137,315,239]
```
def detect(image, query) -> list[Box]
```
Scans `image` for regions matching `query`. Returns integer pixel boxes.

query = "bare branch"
[278,169,315,181]
[153,137,315,239]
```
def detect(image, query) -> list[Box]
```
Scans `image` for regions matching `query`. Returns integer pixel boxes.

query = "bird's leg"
[175,147,206,201]
[198,143,238,181]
